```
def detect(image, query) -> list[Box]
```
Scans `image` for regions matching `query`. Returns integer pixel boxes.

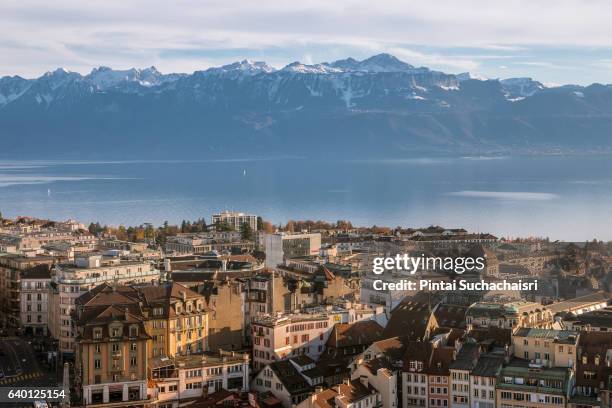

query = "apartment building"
[74,281,210,407]
[351,358,396,408]
[251,310,333,371]
[76,304,150,407]
[426,347,455,408]
[402,341,434,408]
[512,328,579,368]
[0,253,57,328]
[138,283,209,357]
[449,343,480,408]
[469,354,504,408]
[252,358,315,407]
[251,303,385,371]
[19,264,52,335]
[212,211,258,232]
[573,332,612,402]
[149,350,250,407]
[50,254,160,355]
[197,279,247,351]
[496,362,573,408]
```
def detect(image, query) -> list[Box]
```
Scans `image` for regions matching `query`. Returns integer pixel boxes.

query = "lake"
[1,155,611,241]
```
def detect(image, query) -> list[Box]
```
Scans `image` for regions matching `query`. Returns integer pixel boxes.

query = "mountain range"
[1,53,612,158]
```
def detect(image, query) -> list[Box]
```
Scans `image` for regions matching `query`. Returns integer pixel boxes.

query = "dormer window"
[111,327,120,337]
[93,328,102,340]
[595,355,601,366]
[130,325,138,337]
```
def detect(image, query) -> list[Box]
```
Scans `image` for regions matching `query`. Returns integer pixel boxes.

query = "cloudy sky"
[2,0,612,85]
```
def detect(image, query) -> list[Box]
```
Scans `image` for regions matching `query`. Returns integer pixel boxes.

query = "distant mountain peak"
[457,72,489,81]
[500,77,545,99]
[44,67,70,76]
[330,53,415,73]
[281,61,342,74]
[208,59,276,75]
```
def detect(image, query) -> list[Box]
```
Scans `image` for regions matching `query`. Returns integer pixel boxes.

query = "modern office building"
[264,232,321,268]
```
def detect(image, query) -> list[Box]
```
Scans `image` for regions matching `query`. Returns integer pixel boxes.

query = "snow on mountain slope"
[86,66,181,90]
[500,77,545,99]
[330,53,415,72]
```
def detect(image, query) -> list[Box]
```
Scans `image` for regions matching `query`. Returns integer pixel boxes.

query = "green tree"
[215,220,233,231]
[240,222,254,241]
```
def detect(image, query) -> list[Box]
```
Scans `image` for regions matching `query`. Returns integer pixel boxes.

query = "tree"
[240,222,254,241]
[257,216,264,231]
[116,225,128,241]
[285,220,296,233]
[262,221,275,234]
[215,220,233,231]
[87,222,104,236]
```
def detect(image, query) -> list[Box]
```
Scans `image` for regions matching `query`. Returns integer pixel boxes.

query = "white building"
[50,254,160,355]
[212,211,258,232]
[251,303,384,371]
[251,309,334,371]
[149,350,250,408]
[264,232,321,268]
[351,359,397,408]
[20,265,52,335]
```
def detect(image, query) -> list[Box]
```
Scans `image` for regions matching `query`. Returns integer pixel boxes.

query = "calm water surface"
[1,156,611,241]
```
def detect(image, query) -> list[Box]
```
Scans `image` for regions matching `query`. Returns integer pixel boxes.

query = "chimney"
[343,378,351,386]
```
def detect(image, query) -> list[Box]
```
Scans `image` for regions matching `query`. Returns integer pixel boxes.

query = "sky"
[2,0,612,85]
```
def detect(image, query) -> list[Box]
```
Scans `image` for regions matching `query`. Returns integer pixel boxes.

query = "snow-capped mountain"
[330,53,416,72]
[204,60,276,77]
[500,77,545,100]
[86,66,183,90]
[1,54,612,158]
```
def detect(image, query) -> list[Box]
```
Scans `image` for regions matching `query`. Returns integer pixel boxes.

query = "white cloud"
[1,0,612,81]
